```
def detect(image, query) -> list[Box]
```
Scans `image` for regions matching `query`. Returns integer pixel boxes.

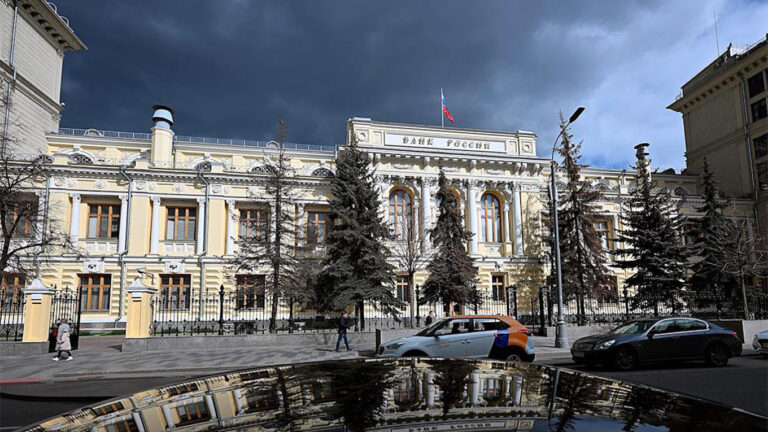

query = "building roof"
[19,0,87,51]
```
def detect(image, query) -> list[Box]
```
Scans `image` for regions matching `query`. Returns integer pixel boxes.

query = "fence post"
[505,285,511,316]
[415,287,421,327]
[21,278,54,343]
[512,285,518,319]
[623,287,629,322]
[218,284,225,335]
[125,277,157,339]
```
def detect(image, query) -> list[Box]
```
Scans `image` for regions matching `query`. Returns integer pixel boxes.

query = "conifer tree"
[688,158,736,301]
[614,143,689,315]
[552,113,613,325]
[320,138,398,329]
[421,170,479,307]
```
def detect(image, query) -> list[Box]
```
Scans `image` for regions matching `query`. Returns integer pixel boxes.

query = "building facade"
[668,34,768,234]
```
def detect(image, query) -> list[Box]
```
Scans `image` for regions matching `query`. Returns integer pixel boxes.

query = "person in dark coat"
[425,311,436,326]
[336,312,351,352]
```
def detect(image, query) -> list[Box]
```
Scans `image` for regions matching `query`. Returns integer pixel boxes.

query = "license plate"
[573,351,585,358]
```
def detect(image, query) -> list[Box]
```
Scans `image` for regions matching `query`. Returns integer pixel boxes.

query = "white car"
[752,330,768,356]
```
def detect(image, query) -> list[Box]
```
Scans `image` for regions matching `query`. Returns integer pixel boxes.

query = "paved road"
[544,354,768,417]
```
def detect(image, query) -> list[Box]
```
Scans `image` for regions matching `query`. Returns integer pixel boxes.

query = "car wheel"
[505,347,529,362]
[705,344,729,367]
[613,348,638,371]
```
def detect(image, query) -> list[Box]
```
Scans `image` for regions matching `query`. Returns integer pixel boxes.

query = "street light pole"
[551,107,584,349]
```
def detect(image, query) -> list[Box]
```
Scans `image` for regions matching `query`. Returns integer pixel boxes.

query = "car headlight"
[595,340,616,350]
[384,343,405,351]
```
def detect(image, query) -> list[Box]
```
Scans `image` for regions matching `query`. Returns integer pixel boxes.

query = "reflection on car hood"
[22,359,766,432]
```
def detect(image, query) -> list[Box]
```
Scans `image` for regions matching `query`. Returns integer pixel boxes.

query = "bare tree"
[229,120,303,333]
[710,219,768,319]
[390,230,433,327]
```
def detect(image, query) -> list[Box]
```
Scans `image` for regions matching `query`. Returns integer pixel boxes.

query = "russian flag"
[441,89,455,124]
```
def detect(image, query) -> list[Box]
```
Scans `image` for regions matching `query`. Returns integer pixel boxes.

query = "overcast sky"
[57,1,767,171]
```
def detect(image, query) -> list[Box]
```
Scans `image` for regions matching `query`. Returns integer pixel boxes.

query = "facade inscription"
[385,133,506,153]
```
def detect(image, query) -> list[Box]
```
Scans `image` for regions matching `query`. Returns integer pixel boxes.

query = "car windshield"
[416,319,448,336]
[610,320,657,335]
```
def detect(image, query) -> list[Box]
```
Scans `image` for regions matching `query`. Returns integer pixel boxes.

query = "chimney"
[150,104,175,166]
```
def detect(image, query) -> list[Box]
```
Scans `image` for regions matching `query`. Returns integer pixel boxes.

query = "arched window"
[480,193,501,242]
[389,189,413,240]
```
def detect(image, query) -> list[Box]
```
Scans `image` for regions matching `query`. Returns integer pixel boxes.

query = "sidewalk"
[0,336,373,382]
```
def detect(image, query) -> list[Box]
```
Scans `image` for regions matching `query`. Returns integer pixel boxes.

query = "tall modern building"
[668,34,768,234]
[1,0,86,153]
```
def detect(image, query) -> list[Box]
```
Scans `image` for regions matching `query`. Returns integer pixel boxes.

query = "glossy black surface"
[23,358,766,432]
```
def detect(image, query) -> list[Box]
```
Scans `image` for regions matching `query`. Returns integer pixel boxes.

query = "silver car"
[753,329,768,356]
[376,315,535,361]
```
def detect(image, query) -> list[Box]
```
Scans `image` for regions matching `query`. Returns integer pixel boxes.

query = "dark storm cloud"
[57,0,767,170]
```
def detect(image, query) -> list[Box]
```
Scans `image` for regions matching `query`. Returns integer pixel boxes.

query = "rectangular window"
[176,400,211,426]
[159,274,191,310]
[751,98,767,123]
[79,274,111,311]
[748,71,766,98]
[307,211,331,244]
[758,162,768,190]
[92,402,126,416]
[491,274,505,301]
[594,220,609,249]
[396,275,410,302]
[1,273,25,312]
[87,204,120,238]
[239,208,268,241]
[235,275,266,309]
[244,385,279,413]
[166,207,196,240]
[105,419,139,432]
[5,201,36,238]
[755,134,768,159]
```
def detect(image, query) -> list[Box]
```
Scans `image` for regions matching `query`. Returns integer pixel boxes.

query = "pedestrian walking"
[425,311,436,326]
[52,325,73,361]
[336,312,351,352]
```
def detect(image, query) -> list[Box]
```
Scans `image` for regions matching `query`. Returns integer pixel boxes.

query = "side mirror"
[647,330,658,339]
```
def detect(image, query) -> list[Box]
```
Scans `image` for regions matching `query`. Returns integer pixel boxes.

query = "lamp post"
[551,106,585,349]
[415,285,421,327]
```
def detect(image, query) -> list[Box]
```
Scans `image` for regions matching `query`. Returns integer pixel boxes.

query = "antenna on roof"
[713,10,720,56]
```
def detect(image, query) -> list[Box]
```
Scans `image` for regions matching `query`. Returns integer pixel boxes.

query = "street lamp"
[550,106,585,349]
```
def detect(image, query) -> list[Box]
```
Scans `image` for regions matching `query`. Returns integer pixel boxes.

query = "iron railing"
[0,291,25,341]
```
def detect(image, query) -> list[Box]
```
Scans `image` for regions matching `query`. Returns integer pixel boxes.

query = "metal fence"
[0,291,25,341]
[148,284,768,337]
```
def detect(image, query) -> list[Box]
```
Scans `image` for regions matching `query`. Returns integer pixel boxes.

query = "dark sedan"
[571,317,742,371]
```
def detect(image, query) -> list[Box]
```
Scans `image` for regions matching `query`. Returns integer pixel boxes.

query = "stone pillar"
[22,279,55,343]
[513,184,523,255]
[149,196,161,254]
[467,181,479,255]
[226,200,236,255]
[425,371,435,408]
[420,178,431,250]
[124,277,157,339]
[118,194,128,253]
[503,201,511,254]
[196,197,206,255]
[469,372,480,406]
[69,193,81,245]
[513,375,523,406]
[297,203,306,246]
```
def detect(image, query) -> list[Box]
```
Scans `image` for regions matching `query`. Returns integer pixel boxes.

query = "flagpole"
[441,88,444,128]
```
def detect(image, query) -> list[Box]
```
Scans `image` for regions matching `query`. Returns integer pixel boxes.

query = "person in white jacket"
[52,326,73,361]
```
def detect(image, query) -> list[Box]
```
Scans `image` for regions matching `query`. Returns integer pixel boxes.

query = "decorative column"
[469,372,480,406]
[196,197,206,255]
[420,178,431,250]
[297,203,306,246]
[21,278,55,343]
[513,184,523,255]
[611,213,620,255]
[226,200,236,255]
[118,194,128,253]
[124,277,157,339]
[69,193,81,244]
[503,200,511,253]
[425,370,435,408]
[467,181,479,255]
[149,196,161,254]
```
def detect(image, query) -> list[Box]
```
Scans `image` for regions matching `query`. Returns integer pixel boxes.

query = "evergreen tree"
[421,169,479,307]
[688,158,736,301]
[614,143,689,315]
[552,113,613,325]
[320,138,398,329]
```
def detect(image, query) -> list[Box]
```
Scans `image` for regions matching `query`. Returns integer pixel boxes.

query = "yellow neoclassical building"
[2,105,754,329]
